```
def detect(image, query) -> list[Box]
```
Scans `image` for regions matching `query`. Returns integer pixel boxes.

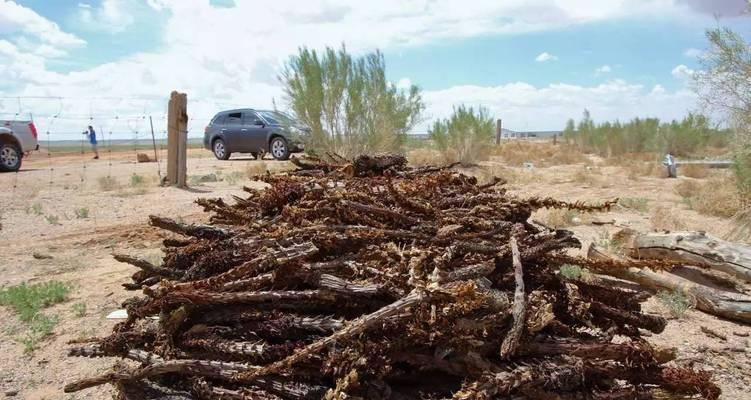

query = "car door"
[241,111,268,152]
[222,112,244,150]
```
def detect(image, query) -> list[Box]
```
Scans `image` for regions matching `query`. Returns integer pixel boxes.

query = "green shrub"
[130,173,146,187]
[74,207,89,219]
[0,281,71,322]
[559,264,593,282]
[31,203,43,215]
[44,214,60,225]
[429,105,494,164]
[656,290,692,318]
[281,45,424,157]
[72,302,86,318]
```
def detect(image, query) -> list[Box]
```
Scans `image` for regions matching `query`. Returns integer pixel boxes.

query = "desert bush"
[281,45,424,157]
[429,105,494,164]
[656,290,692,319]
[130,173,146,187]
[74,207,89,219]
[650,205,688,231]
[564,110,727,158]
[72,302,87,318]
[31,202,43,215]
[97,175,118,191]
[559,264,593,282]
[44,214,60,225]
[0,281,70,322]
[679,164,709,178]
[571,166,601,186]
[675,177,741,218]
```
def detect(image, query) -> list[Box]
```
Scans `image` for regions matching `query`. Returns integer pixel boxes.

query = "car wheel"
[0,143,22,172]
[270,137,290,161]
[213,138,231,160]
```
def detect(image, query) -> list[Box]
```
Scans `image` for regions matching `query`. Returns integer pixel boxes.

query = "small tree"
[429,105,494,164]
[694,27,751,202]
[280,45,424,157]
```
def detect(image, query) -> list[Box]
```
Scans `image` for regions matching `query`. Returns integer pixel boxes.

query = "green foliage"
[31,202,43,215]
[21,314,59,353]
[429,105,494,163]
[564,110,728,157]
[130,173,146,187]
[733,146,751,204]
[619,197,649,212]
[74,207,89,219]
[0,281,70,353]
[656,290,692,319]
[97,175,118,191]
[559,264,593,282]
[44,214,60,225]
[72,302,87,318]
[0,281,71,323]
[281,45,424,157]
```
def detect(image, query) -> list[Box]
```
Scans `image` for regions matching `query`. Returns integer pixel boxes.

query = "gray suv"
[203,109,308,161]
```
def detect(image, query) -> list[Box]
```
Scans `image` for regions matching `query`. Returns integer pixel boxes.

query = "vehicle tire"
[212,138,231,160]
[0,143,22,172]
[269,137,290,161]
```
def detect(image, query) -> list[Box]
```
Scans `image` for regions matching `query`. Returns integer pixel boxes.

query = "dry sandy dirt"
[0,146,749,399]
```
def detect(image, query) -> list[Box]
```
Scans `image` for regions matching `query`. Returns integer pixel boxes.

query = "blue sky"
[0,0,749,138]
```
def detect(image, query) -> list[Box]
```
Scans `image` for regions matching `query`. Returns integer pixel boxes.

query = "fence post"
[167,91,188,187]
[495,119,502,145]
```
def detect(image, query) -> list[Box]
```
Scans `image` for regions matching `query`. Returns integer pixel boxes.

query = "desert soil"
[0,147,749,399]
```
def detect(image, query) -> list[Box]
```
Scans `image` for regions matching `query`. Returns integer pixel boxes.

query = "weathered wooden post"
[166,91,188,187]
[495,118,502,145]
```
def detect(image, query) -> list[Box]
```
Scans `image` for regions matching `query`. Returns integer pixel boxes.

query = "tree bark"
[626,231,751,283]
[587,244,751,324]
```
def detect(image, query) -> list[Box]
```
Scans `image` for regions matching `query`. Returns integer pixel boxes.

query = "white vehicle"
[0,120,38,172]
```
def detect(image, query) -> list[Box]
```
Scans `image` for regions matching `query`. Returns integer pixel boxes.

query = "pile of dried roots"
[66,154,719,399]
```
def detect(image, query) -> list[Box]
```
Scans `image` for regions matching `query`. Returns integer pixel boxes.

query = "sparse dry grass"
[674,176,741,218]
[474,163,543,187]
[407,148,443,166]
[624,161,663,180]
[571,166,602,187]
[491,141,588,167]
[679,164,710,179]
[541,208,580,228]
[651,205,689,231]
[246,161,268,178]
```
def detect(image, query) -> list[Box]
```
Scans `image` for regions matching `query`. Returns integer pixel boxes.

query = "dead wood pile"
[66,154,719,399]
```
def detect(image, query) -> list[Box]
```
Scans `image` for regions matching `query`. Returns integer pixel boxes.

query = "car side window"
[242,112,259,126]
[225,112,242,125]
[212,114,225,125]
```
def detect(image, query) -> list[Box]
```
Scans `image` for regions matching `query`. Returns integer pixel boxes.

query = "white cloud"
[595,65,612,75]
[396,78,412,89]
[671,64,695,79]
[683,47,703,58]
[535,52,558,62]
[0,0,85,47]
[0,0,721,138]
[421,80,698,132]
[77,0,135,34]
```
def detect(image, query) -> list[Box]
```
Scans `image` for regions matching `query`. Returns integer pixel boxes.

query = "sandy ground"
[0,148,749,399]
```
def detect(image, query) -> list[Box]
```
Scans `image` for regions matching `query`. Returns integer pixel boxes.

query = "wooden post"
[495,119,502,145]
[167,91,188,187]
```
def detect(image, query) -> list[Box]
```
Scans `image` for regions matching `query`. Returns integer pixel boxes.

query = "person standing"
[663,152,676,178]
[83,125,99,159]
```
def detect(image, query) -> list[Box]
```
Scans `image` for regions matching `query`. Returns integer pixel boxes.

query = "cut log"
[625,230,751,283]
[587,244,751,324]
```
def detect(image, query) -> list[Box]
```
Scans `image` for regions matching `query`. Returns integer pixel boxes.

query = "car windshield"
[258,110,296,126]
